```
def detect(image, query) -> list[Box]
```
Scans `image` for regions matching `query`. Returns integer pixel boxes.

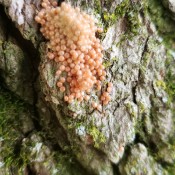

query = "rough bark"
[0,0,175,174]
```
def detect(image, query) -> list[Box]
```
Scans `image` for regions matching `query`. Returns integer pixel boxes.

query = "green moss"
[103,60,112,68]
[67,116,106,149]
[103,11,118,28]
[138,101,145,114]
[0,86,30,171]
[159,49,175,108]
[148,0,175,48]
[102,0,142,37]
[54,152,75,175]
[140,52,151,73]
[112,57,119,61]
[94,0,101,15]
[67,119,84,130]
[166,166,175,175]
[151,139,175,173]
[0,86,87,174]
[165,63,175,103]
[125,103,137,119]
[164,50,175,156]
[156,80,166,90]
[87,126,106,148]
[134,117,147,142]
[4,42,24,60]
[53,146,88,175]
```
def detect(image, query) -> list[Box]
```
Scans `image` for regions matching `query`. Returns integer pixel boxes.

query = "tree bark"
[0,0,175,174]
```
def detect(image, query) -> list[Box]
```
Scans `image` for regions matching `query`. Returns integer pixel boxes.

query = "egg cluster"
[35,0,112,109]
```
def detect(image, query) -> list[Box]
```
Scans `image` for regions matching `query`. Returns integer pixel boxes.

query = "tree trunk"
[0,0,175,174]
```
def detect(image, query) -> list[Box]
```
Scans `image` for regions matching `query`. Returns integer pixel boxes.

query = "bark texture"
[0,0,175,175]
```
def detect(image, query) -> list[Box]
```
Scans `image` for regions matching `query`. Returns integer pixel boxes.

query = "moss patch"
[67,116,106,148]
[0,86,31,171]
[102,0,143,37]
[165,51,175,103]
[148,0,175,48]
[87,126,106,148]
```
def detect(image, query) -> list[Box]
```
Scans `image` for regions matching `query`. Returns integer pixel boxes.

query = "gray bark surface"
[0,0,175,174]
